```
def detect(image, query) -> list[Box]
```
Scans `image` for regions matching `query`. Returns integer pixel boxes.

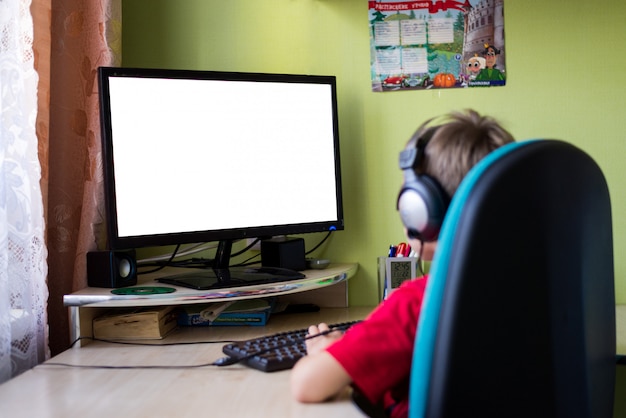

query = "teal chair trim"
[408,140,538,418]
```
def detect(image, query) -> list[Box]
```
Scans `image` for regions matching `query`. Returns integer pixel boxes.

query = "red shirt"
[326,276,428,418]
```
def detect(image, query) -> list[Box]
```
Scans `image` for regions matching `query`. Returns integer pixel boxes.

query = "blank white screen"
[107,75,340,238]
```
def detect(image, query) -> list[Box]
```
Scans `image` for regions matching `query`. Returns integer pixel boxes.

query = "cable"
[229,239,262,266]
[416,239,425,276]
[232,252,261,267]
[139,239,258,270]
[66,336,237,349]
[305,231,333,255]
[138,244,181,274]
[137,242,219,264]
[44,322,358,371]
[42,361,214,370]
[164,257,214,268]
[43,336,240,370]
[230,238,260,257]
[137,234,330,271]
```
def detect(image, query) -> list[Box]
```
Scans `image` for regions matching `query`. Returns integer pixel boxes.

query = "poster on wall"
[369,0,506,92]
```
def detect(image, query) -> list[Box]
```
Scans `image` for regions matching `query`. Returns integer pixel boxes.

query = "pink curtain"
[33,0,121,355]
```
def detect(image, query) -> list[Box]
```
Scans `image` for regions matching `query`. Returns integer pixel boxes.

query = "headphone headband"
[400,126,438,170]
[397,126,449,242]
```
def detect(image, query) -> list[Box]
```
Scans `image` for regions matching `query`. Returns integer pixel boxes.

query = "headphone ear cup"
[397,174,449,242]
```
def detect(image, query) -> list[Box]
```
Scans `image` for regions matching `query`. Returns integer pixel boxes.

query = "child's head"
[418,109,514,196]
[400,109,514,259]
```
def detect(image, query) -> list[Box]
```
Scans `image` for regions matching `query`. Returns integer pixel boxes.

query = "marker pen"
[396,242,408,257]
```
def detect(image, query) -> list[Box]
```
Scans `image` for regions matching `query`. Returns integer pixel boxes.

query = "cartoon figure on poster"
[369,0,507,92]
[473,44,505,85]
[466,55,485,81]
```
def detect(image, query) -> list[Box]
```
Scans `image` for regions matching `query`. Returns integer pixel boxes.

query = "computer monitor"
[97,66,344,289]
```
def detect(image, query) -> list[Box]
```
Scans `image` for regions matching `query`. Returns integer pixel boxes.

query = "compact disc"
[111,286,176,295]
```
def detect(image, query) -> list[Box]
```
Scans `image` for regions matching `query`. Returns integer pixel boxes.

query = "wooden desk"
[0,307,373,418]
[1,296,623,417]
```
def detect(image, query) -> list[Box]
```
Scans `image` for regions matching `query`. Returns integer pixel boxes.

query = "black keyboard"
[221,320,360,372]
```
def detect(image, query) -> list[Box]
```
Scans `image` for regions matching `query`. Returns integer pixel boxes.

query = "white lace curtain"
[0,0,50,383]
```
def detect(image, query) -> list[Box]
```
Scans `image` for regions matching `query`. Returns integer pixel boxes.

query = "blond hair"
[413,109,514,197]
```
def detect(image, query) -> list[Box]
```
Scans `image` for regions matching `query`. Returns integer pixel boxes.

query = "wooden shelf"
[65,263,358,342]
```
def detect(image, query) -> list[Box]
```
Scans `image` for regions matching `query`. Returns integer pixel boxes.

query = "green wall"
[123,0,626,305]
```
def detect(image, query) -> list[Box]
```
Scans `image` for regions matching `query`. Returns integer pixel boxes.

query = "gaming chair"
[409,140,616,417]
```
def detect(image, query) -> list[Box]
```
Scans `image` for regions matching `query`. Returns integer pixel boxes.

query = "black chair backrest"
[410,140,616,418]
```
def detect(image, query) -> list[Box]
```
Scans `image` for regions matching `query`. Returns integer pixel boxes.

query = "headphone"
[397,126,450,242]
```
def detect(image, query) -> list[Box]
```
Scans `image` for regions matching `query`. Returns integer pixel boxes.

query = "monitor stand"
[156,240,305,290]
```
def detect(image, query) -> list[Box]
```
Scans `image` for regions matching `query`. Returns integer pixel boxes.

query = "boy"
[290,109,515,417]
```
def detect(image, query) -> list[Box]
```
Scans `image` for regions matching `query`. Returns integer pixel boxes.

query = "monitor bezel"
[98,66,344,251]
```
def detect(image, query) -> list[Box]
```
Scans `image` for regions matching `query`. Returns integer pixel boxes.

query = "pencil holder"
[378,256,417,300]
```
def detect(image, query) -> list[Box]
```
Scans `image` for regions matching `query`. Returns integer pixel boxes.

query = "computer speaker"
[261,238,307,271]
[87,250,138,288]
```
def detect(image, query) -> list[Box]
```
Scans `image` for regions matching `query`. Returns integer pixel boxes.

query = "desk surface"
[0,307,372,418]
[2,306,624,418]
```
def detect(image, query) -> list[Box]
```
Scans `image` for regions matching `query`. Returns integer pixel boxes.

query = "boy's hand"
[292,322,353,402]
[305,323,344,355]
